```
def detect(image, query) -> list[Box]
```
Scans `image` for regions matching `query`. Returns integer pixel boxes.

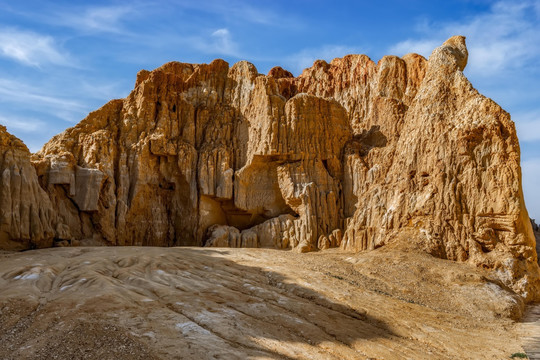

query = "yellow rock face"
[0,36,538,300]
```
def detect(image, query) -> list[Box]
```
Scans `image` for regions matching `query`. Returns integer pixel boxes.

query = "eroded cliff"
[0,126,55,250]
[0,36,538,300]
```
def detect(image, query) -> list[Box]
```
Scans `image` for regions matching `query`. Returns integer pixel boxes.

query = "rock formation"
[0,36,538,300]
[0,126,55,250]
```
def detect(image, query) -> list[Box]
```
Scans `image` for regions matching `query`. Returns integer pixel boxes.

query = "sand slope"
[0,246,532,359]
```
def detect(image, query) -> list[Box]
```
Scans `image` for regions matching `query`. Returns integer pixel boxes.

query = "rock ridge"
[0,36,539,301]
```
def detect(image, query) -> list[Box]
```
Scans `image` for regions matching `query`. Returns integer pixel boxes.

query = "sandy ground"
[0,244,535,359]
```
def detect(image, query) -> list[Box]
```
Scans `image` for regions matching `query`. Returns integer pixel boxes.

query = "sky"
[0,0,539,220]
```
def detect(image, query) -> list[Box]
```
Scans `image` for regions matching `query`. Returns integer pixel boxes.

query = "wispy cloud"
[54,5,137,34]
[0,114,45,133]
[0,3,139,36]
[0,78,88,122]
[78,80,130,102]
[170,0,298,27]
[388,1,540,77]
[0,112,52,151]
[210,28,238,56]
[0,28,70,67]
[188,28,241,57]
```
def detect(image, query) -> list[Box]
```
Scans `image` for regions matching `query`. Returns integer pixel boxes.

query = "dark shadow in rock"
[350,125,388,157]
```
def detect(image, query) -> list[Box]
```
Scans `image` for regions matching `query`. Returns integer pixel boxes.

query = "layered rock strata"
[0,36,538,300]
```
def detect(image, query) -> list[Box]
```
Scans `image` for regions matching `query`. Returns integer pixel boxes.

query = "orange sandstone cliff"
[0,36,538,301]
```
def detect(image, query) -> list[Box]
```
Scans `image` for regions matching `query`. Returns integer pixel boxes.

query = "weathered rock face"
[0,36,538,300]
[0,126,55,250]
[33,60,352,252]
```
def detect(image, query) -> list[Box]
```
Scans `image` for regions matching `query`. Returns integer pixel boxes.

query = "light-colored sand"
[0,246,533,359]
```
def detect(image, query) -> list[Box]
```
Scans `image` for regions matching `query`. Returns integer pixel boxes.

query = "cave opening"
[199,195,298,230]
[198,193,299,246]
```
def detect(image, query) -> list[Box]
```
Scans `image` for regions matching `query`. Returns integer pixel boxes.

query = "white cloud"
[388,1,540,77]
[190,28,240,57]
[211,28,238,56]
[522,157,540,221]
[0,28,70,67]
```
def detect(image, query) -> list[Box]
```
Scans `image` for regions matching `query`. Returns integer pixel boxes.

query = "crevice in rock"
[345,125,388,159]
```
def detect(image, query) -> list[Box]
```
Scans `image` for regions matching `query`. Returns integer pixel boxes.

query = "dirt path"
[0,246,531,359]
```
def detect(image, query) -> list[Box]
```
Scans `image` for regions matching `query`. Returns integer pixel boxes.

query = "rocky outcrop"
[0,36,538,300]
[33,60,352,251]
[0,126,55,250]
[292,36,539,300]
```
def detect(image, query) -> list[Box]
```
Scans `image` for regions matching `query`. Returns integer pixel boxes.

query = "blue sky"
[0,0,539,220]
